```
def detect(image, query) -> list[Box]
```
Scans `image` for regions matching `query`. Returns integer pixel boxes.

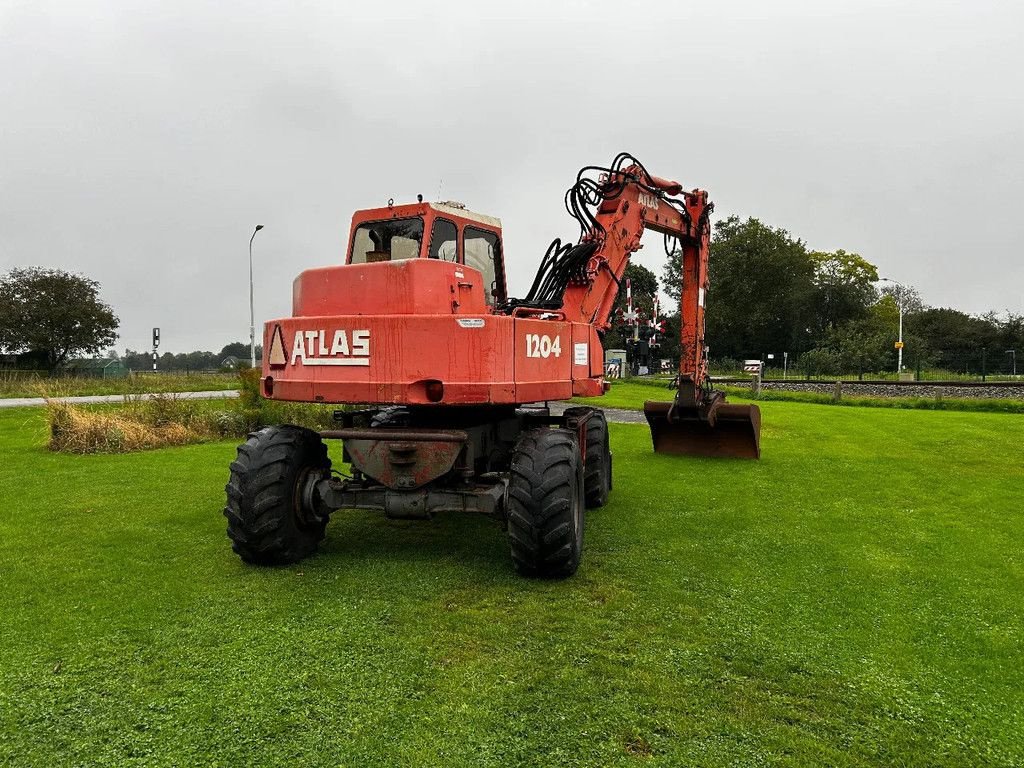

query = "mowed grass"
[575,379,1024,414]
[574,380,678,410]
[1,404,1022,766]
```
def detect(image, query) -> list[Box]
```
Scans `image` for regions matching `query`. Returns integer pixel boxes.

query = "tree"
[880,284,925,315]
[822,296,904,374]
[664,216,818,359]
[808,249,879,334]
[0,268,119,370]
[904,307,999,373]
[220,341,262,360]
[220,341,248,359]
[983,312,1024,372]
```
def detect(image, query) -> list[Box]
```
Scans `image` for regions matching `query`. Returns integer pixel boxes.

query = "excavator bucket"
[644,400,761,459]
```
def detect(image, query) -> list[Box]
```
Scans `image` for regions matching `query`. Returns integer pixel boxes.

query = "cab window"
[350,217,424,263]
[464,227,504,306]
[428,218,458,262]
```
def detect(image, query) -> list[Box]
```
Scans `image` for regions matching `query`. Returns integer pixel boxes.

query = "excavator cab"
[346,200,508,306]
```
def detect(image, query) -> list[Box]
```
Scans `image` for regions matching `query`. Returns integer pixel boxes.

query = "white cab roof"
[429,202,502,230]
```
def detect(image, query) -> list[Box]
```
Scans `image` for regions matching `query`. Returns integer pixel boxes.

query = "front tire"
[507,428,584,578]
[224,425,331,565]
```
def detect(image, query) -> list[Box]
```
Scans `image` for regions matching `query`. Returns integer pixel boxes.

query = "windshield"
[350,217,424,263]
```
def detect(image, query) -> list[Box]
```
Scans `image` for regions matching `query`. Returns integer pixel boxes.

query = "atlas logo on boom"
[290,329,370,366]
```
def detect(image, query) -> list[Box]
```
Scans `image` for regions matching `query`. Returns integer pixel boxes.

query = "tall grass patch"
[45,372,339,453]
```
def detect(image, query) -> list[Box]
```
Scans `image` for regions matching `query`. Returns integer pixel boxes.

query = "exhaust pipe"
[644,399,761,459]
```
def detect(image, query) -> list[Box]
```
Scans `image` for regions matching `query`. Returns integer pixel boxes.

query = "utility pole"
[249,225,264,369]
[879,277,905,374]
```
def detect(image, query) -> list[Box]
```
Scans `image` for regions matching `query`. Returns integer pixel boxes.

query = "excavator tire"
[507,428,584,579]
[224,425,331,566]
[562,407,611,509]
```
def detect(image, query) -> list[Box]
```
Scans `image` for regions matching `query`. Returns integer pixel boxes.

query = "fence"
[709,350,1021,383]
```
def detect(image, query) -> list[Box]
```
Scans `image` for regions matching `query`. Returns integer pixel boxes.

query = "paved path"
[546,401,648,424]
[0,390,649,424]
[0,390,240,409]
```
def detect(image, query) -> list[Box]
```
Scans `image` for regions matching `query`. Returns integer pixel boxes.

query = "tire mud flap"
[643,401,761,459]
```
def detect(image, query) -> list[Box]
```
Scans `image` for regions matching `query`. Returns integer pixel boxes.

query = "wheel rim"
[294,466,325,530]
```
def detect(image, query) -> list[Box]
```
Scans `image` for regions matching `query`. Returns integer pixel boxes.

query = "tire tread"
[506,428,583,578]
[223,425,330,566]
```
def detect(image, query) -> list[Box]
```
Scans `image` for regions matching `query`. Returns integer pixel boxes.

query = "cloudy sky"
[2,0,1022,353]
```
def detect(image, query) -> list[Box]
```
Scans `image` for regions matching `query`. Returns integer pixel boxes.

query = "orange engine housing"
[261,202,605,405]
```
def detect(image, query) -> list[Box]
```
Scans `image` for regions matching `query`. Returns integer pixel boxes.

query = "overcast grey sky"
[2,0,1022,353]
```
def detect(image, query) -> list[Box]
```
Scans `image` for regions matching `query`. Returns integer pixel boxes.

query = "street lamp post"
[879,277,904,375]
[249,225,264,369]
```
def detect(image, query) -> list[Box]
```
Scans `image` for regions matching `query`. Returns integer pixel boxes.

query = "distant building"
[66,358,128,379]
[220,356,261,370]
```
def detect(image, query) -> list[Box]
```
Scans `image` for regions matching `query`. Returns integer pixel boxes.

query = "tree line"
[4,231,1022,379]
[652,216,1022,376]
[121,342,263,372]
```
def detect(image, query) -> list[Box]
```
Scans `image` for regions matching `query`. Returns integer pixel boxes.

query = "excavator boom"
[551,154,761,459]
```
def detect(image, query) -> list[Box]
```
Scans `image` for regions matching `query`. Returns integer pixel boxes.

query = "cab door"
[463,226,507,307]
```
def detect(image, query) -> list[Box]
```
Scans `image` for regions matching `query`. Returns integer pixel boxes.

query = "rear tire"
[507,428,584,578]
[563,407,611,508]
[224,425,331,565]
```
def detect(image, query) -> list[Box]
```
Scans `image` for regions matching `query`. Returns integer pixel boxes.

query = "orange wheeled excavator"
[225,153,760,577]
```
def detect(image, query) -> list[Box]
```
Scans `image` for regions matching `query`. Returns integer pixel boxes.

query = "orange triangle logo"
[268,325,288,367]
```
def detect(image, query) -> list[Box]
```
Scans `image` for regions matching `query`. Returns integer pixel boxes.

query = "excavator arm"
[557,163,711,402]
[543,154,761,459]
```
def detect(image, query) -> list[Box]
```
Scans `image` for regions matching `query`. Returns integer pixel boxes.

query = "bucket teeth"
[644,400,761,459]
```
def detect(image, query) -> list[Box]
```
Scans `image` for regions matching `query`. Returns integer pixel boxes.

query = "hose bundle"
[501,152,694,313]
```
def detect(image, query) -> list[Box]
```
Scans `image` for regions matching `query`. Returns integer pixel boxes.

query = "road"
[546,401,648,424]
[0,390,240,409]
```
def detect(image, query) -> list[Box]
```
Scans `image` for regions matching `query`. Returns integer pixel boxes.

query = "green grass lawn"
[574,380,678,410]
[574,379,1024,414]
[0,372,240,399]
[1,404,1022,765]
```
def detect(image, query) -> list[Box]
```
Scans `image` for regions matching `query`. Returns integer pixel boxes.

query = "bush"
[797,348,844,377]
